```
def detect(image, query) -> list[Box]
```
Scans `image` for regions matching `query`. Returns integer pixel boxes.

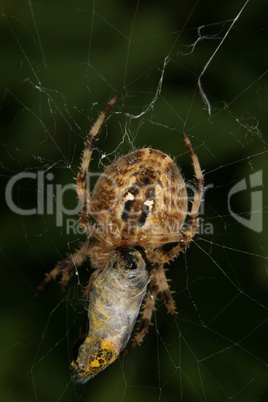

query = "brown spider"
[37,95,204,382]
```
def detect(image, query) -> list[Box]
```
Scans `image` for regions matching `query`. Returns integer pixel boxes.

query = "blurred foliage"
[0,1,267,401]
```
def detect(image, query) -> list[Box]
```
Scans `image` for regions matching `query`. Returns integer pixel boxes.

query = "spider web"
[1,1,267,401]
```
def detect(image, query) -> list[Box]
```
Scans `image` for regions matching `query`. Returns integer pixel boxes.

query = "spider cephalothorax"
[37,95,204,382]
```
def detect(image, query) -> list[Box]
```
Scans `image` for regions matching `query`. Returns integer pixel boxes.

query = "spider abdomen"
[91,148,188,245]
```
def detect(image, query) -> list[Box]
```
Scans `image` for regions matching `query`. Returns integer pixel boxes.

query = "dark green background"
[1,1,267,401]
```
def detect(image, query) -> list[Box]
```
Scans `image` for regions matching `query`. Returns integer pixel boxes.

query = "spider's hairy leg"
[182,133,204,238]
[77,94,119,233]
[148,238,185,263]
[36,241,90,294]
[153,262,177,316]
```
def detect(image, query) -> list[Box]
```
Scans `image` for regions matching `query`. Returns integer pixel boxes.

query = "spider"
[37,95,204,382]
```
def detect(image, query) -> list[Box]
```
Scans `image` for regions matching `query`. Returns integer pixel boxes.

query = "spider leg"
[36,240,90,294]
[147,240,186,263]
[182,133,204,239]
[153,262,177,316]
[77,95,119,234]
